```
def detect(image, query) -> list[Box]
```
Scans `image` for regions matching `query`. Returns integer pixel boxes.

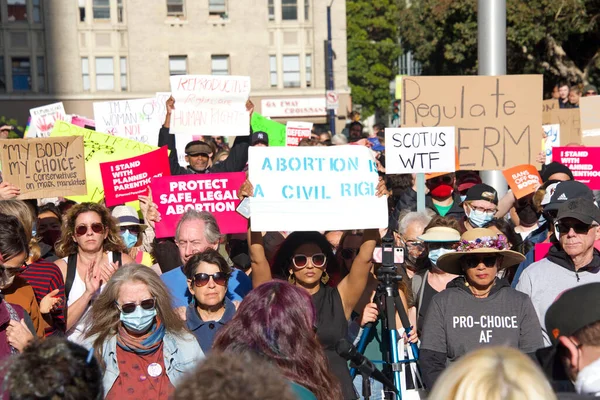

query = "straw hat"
[111,205,147,230]
[436,228,525,275]
[418,227,461,243]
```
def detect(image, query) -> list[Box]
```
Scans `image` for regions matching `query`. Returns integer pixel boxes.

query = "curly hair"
[55,202,126,258]
[272,231,338,280]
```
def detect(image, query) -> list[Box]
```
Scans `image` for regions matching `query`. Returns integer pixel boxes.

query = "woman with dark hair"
[55,202,134,344]
[184,249,236,353]
[213,280,342,400]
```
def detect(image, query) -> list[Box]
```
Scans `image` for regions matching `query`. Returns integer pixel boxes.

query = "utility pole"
[326,2,336,133]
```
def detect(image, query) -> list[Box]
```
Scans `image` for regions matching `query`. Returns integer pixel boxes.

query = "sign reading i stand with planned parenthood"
[384,127,456,173]
[401,75,542,170]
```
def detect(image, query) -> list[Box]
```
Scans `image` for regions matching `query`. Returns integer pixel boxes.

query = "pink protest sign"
[99,146,170,207]
[71,115,96,129]
[534,241,600,261]
[553,146,600,189]
[151,172,247,238]
[286,121,313,146]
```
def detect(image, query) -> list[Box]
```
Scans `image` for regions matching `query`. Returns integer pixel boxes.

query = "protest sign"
[543,124,560,165]
[100,146,170,207]
[535,242,600,262]
[248,146,388,231]
[542,99,559,125]
[502,164,541,199]
[286,121,313,146]
[545,108,581,145]
[553,146,600,190]
[401,75,542,170]
[169,75,251,135]
[151,172,246,238]
[51,120,158,203]
[28,102,66,138]
[71,115,96,129]
[580,96,600,145]
[251,112,286,147]
[385,127,455,174]
[0,136,86,200]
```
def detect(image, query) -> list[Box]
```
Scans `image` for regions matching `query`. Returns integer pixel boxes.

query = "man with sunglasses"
[583,84,598,97]
[516,198,600,346]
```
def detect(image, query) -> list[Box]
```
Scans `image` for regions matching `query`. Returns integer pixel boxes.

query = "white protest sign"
[248,146,388,231]
[543,124,560,165]
[286,121,313,146]
[384,127,456,173]
[29,102,66,138]
[169,75,251,135]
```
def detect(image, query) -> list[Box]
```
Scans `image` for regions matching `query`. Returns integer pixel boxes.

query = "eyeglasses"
[469,204,496,215]
[341,248,359,260]
[115,298,156,314]
[585,91,597,96]
[75,223,104,236]
[555,221,597,235]
[119,226,140,234]
[0,263,25,279]
[187,153,209,158]
[428,175,453,185]
[292,253,327,269]
[464,255,499,269]
[404,239,425,249]
[428,242,457,250]
[193,272,229,287]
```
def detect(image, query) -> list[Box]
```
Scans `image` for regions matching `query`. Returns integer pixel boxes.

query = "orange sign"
[502,164,541,199]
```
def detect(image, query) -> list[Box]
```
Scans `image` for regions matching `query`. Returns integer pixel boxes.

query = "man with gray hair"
[161,209,252,313]
[396,209,435,279]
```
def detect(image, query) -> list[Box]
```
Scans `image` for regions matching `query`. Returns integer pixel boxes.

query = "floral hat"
[436,228,525,275]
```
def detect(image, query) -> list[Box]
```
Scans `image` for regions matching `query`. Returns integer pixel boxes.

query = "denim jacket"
[97,331,204,395]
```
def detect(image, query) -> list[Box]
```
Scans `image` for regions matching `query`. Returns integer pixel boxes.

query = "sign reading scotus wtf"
[402,75,542,170]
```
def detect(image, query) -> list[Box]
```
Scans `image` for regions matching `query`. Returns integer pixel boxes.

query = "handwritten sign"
[28,102,67,138]
[151,172,247,238]
[100,146,170,207]
[553,146,600,190]
[543,124,560,165]
[0,137,86,200]
[248,146,388,231]
[502,164,541,199]
[401,75,542,170]
[385,126,455,173]
[580,96,600,145]
[50,120,158,203]
[169,75,251,135]
[542,99,559,125]
[286,121,313,146]
[545,108,581,145]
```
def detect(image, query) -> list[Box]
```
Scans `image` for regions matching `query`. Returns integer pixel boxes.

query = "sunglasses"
[75,223,104,236]
[555,221,596,235]
[428,242,457,250]
[115,298,156,314]
[586,91,597,96]
[187,152,209,158]
[119,226,140,234]
[292,253,327,269]
[429,175,453,185]
[0,263,25,278]
[193,272,228,287]
[464,255,498,269]
[341,248,359,260]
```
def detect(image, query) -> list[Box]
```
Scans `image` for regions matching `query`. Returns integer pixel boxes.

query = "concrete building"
[0,0,350,133]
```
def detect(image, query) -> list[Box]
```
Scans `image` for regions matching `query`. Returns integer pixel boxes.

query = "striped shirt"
[20,259,66,336]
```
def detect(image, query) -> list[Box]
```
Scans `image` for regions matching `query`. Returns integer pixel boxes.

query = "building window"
[79,0,86,22]
[7,0,27,22]
[12,57,31,91]
[282,55,300,88]
[167,0,184,16]
[33,0,41,22]
[37,56,45,92]
[0,57,5,92]
[169,56,187,76]
[120,57,127,90]
[82,58,90,91]
[282,0,297,20]
[304,0,309,20]
[211,55,229,75]
[117,0,124,22]
[208,0,227,18]
[269,55,277,87]
[305,54,312,87]
[95,57,114,91]
[268,0,274,21]
[93,0,110,20]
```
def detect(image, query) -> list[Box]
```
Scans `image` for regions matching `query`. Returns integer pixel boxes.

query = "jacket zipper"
[576,271,580,282]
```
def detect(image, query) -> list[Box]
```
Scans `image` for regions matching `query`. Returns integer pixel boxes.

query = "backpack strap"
[65,254,78,300]
[112,251,122,266]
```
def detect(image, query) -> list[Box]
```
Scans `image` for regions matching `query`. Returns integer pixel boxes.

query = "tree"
[399,0,600,91]
[347,0,403,116]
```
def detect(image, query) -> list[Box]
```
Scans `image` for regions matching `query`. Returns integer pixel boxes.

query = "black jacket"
[390,189,465,232]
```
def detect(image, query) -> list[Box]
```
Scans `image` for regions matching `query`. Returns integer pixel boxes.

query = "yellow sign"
[395,75,406,100]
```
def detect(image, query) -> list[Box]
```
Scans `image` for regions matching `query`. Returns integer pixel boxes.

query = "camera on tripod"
[373,236,404,278]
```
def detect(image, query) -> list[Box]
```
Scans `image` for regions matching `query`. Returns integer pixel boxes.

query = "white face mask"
[575,357,600,396]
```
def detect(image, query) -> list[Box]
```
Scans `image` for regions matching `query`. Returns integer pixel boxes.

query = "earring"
[288,274,296,284]
[321,271,330,285]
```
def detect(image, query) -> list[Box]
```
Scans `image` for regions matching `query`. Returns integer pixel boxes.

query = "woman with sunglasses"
[184,249,236,353]
[84,264,202,399]
[55,203,134,344]
[419,228,543,389]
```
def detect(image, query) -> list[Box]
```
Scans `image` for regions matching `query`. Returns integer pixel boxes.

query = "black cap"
[545,283,600,344]
[462,183,498,205]
[544,181,594,212]
[556,198,600,225]
[541,162,574,182]
[250,131,269,146]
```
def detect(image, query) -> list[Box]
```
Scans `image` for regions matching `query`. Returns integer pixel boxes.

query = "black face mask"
[516,204,541,226]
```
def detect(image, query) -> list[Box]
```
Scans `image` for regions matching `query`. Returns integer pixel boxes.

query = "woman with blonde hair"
[55,202,134,343]
[429,346,557,400]
[84,264,203,398]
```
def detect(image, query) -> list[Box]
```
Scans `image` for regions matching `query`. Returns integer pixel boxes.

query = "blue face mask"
[460,195,467,203]
[468,209,494,228]
[121,230,138,249]
[428,247,455,266]
[120,306,156,334]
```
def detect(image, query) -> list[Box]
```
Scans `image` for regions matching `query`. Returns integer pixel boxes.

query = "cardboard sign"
[542,124,560,165]
[100,146,170,207]
[553,146,600,190]
[151,172,247,238]
[286,121,313,146]
[542,99,559,125]
[169,75,251,135]
[545,108,581,145]
[247,146,388,231]
[502,164,541,199]
[28,102,66,138]
[50,120,158,203]
[385,126,456,173]
[401,75,542,170]
[580,96,600,145]
[0,136,86,199]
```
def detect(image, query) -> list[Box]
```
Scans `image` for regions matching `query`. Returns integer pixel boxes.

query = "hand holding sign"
[502,164,541,199]
[0,182,21,200]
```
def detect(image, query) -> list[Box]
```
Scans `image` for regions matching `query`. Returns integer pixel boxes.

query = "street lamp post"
[326,2,336,133]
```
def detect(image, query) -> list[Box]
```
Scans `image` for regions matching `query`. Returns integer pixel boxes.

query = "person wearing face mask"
[36,203,63,262]
[395,210,435,279]
[112,206,153,267]
[512,192,547,244]
[84,264,203,399]
[460,184,499,233]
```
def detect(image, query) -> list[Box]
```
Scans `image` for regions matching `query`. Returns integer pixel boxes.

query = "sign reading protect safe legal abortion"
[248,146,388,232]
[553,147,600,190]
[151,172,247,238]
[385,126,456,173]
[99,146,170,207]
[169,75,251,135]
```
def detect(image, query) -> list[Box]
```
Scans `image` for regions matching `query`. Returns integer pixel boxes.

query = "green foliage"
[0,116,25,138]
[347,0,403,116]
